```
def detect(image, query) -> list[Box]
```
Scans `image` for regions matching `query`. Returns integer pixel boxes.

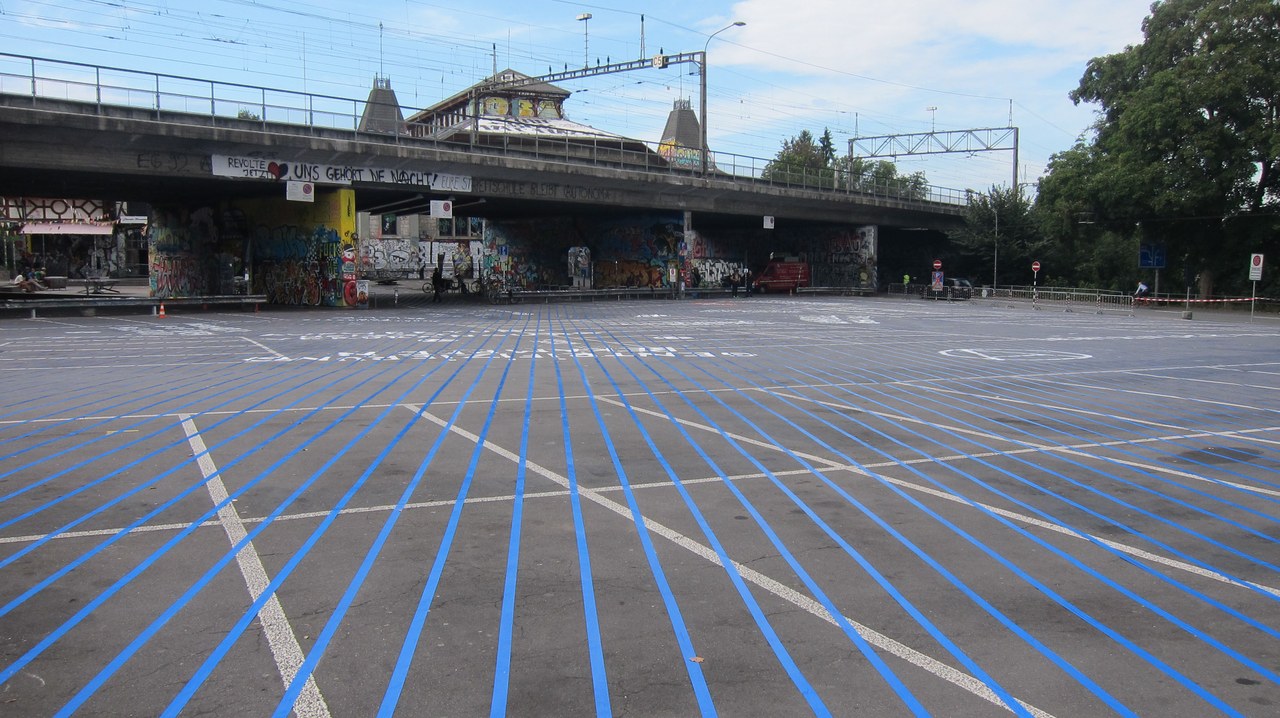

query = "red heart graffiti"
[267,162,288,179]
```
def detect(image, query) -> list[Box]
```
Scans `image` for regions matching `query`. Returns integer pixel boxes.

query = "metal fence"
[0,52,969,208]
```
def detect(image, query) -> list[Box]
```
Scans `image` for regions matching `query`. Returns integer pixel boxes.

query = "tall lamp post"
[576,13,592,68]
[992,209,999,289]
[699,21,745,175]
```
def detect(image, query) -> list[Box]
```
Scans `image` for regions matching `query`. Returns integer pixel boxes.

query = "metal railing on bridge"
[0,52,968,208]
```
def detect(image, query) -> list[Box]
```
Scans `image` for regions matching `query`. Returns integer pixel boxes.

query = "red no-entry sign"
[932,259,942,270]
[1032,261,1041,273]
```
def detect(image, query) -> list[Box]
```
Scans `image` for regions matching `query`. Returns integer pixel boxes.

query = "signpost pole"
[1248,253,1264,323]
[1031,260,1041,309]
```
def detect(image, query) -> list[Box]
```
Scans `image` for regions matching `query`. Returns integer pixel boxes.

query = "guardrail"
[0,51,968,208]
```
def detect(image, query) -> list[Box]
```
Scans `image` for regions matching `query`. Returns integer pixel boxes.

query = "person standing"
[729,269,741,297]
[431,267,445,303]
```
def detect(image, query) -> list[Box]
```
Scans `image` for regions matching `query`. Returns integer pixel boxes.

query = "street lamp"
[699,21,745,175]
[577,13,592,68]
[993,209,998,289]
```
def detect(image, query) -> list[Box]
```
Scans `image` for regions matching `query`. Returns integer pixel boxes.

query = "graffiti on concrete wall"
[252,225,344,306]
[360,237,419,279]
[811,225,877,289]
[150,255,203,297]
[689,258,746,288]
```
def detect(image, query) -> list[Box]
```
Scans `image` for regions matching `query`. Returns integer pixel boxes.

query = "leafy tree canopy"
[1049,0,1280,294]
[762,127,928,200]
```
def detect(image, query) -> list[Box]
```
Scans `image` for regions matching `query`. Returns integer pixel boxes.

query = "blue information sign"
[1139,243,1166,269]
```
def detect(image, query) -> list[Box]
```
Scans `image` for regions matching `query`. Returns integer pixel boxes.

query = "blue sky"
[2,0,1155,193]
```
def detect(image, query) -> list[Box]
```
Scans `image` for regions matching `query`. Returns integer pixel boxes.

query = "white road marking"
[179,415,331,718]
[241,336,288,359]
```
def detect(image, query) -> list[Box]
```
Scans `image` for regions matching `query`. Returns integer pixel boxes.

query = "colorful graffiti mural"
[148,189,355,304]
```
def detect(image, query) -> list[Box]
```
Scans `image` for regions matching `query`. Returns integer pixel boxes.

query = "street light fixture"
[577,13,592,68]
[699,21,745,175]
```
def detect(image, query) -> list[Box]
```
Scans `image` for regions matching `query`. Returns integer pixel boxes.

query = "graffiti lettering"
[135,153,207,174]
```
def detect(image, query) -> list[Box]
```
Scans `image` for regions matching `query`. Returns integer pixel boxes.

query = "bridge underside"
[0,101,962,231]
[0,100,959,302]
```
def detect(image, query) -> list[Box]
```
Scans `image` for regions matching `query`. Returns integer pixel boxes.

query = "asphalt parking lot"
[2,295,1279,717]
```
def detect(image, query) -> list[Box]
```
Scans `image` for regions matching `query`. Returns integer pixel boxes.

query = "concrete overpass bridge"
[0,53,964,304]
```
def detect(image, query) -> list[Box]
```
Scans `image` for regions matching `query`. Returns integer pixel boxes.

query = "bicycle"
[485,275,522,305]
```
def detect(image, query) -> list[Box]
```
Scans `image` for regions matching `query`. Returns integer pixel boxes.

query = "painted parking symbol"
[940,348,1092,361]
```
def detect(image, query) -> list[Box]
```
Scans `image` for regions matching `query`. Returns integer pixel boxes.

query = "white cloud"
[702,0,1153,185]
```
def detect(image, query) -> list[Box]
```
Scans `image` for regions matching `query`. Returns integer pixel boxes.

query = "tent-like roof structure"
[404,69,665,168]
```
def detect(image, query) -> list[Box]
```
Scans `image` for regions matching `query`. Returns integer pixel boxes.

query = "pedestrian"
[743,267,753,296]
[431,267,446,303]
[11,274,38,292]
[730,269,741,297]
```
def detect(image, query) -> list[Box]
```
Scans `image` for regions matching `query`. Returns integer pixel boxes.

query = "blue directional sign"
[1139,242,1166,269]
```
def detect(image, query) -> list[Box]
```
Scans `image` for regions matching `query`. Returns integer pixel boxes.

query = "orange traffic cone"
[157,303,167,318]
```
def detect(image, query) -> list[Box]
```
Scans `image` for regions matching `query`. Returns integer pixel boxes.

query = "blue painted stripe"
[376,314,533,717]
[575,324,833,716]
[556,317,717,717]
[490,314,541,715]
[587,322,932,715]
[547,307,612,714]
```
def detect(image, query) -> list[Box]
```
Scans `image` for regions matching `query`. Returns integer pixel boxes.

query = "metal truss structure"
[482,53,703,91]
[849,127,1020,189]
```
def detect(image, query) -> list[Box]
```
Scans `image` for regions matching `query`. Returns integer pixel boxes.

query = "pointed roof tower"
[358,77,406,135]
[657,99,710,170]
[659,99,702,150]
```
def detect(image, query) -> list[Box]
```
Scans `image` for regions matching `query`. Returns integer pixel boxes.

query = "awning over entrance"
[20,222,114,235]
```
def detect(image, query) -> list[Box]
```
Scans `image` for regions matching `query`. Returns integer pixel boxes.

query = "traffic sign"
[932,259,942,270]
[1032,260,1041,273]
[1249,253,1264,281]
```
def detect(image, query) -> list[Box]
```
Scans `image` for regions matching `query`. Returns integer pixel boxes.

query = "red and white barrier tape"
[1134,297,1262,304]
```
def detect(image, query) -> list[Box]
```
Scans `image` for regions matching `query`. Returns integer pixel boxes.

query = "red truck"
[753,255,811,293]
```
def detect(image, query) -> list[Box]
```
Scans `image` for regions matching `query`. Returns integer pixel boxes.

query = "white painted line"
[402,404,1056,718]
[179,414,331,718]
[241,336,288,359]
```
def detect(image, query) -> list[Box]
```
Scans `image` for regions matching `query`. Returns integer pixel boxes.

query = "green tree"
[764,128,929,199]
[954,185,1045,286]
[1051,0,1280,296]
[762,129,827,186]
[818,128,837,167]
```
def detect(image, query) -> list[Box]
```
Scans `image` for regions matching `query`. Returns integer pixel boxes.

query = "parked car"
[922,277,974,300]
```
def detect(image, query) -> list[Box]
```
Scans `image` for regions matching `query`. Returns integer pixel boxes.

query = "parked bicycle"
[485,274,522,304]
